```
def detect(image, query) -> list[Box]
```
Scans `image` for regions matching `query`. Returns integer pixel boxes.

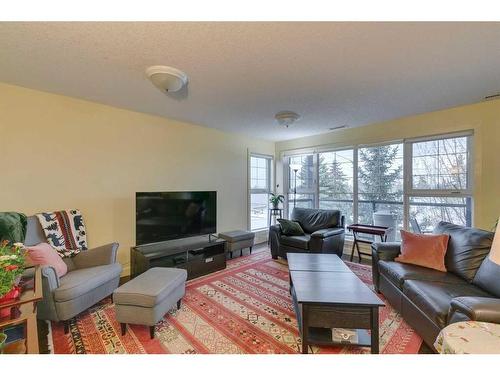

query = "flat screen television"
[136,191,217,245]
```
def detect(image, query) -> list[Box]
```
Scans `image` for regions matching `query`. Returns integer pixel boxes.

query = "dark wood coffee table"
[288,254,384,354]
[287,253,352,273]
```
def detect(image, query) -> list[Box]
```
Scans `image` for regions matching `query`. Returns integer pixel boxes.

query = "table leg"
[349,233,356,262]
[301,304,309,354]
[371,307,379,354]
[355,234,362,263]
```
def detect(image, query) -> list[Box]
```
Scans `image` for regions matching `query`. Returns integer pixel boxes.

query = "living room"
[1,1,500,374]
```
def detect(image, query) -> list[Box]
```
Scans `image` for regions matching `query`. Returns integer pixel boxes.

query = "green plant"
[269,193,285,207]
[0,240,26,297]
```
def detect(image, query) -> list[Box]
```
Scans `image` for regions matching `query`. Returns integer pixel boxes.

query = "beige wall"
[0,83,274,275]
[275,99,500,231]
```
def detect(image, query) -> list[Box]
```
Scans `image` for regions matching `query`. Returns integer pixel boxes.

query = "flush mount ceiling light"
[146,65,188,93]
[275,111,301,128]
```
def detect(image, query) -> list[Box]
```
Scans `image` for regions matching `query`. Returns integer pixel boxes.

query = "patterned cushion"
[36,209,87,258]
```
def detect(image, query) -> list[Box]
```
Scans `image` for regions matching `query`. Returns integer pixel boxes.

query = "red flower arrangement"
[0,240,26,304]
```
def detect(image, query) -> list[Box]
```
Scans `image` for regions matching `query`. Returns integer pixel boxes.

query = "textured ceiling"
[1,22,499,141]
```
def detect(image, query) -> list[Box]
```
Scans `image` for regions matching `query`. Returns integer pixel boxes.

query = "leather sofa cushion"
[403,279,492,328]
[473,257,500,298]
[280,234,310,250]
[291,208,340,233]
[433,222,493,282]
[379,260,466,290]
[54,263,122,302]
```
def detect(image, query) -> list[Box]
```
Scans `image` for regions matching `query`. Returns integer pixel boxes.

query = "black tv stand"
[130,235,227,280]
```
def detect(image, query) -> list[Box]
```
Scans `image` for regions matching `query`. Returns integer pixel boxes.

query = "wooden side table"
[434,321,500,354]
[347,224,390,263]
[0,265,43,354]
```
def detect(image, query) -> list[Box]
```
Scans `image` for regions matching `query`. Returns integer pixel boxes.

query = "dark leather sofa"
[269,207,345,259]
[372,221,500,349]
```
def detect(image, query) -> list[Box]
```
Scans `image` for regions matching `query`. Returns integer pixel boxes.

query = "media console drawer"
[187,253,226,279]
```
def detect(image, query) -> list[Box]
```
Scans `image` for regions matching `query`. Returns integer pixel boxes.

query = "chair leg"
[249,246,253,254]
[121,323,127,336]
[150,326,155,339]
[230,251,233,259]
[177,299,182,310]
[63,321,70,334]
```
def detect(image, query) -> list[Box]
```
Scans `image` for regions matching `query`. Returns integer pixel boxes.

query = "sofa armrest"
[450,297,500,324]
[311,228,344,239]
[371,242,401,261]
[269,224,281,236]
[269,225,282,259]
[72,242,119,269]
[41,265,60,290]
[371,242,401,292]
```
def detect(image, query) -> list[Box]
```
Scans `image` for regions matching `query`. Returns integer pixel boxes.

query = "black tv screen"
[136,191,217,245]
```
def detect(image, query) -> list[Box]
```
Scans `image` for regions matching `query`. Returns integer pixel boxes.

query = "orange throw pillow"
[395,230,449,272]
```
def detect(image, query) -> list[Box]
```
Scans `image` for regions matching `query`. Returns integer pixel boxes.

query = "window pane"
[287,193,315,216]
[289,154,315,192]
[250,155,271,230]
[250,193,269,230]
[318,149,354,225]
[358,143,404,239]
[409,196,472,233]
[412,136,468,190]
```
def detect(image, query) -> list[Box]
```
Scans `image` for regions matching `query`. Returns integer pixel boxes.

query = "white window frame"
[248,152,273,231]
[281,130,474,229]
[404,131,474,228]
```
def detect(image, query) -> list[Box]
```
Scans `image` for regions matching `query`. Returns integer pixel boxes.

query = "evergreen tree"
[319,154,350,198]
[358,145,402,202]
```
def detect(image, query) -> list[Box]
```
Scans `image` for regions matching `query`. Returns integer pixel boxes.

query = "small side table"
[268,208,283,228]
[434,321,500,354]
[347,224,390,263]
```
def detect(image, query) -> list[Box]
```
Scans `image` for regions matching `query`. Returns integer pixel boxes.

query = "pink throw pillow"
[26,243,68,278]
[395,230,449,272]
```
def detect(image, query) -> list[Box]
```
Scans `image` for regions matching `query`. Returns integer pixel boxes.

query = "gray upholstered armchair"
[25,216,122,333]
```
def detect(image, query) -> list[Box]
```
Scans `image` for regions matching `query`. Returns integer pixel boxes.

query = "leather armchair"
[270,207,345,259]
[24,216,122,333]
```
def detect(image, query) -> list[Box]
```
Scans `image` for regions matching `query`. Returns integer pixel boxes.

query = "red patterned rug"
[50,250,422,354]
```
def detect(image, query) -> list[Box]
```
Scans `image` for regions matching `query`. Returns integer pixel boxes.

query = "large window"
[318,150,354,225]
[358,143,404,237]
[249,154,272,231]
[407,135,472,233]
[284,132,473,233]
[287,153,315,213]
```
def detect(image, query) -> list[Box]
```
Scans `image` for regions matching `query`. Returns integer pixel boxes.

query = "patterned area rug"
[50,250,422,354]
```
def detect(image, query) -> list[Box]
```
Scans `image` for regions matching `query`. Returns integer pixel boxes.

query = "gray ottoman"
[113,267,187,339]
[219,230,255,258]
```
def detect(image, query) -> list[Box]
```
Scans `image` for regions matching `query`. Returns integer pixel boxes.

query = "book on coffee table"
[331,328,359,344]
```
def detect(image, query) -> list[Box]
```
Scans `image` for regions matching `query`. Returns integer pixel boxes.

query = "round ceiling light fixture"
[275,111,301,128]
[146,65,188,93]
